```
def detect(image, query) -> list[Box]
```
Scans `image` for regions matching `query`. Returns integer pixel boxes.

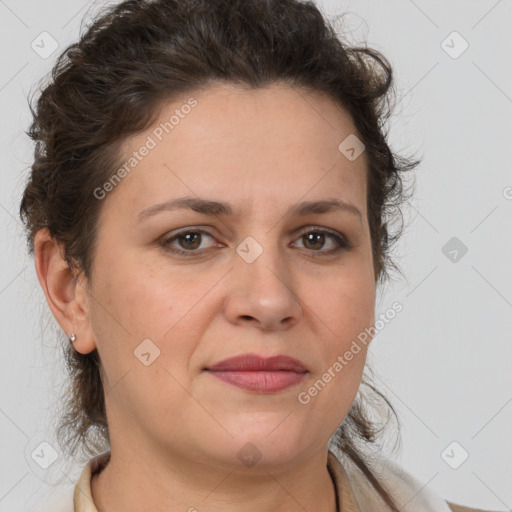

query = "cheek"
[88,254,214,383]
[313,263,376,345]
[307,260,375,397]
[87,259,202,422]
[300,279,373,430]
[91,255,184,338]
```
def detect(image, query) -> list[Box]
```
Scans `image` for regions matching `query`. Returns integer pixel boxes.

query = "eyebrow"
[137,196,362,223]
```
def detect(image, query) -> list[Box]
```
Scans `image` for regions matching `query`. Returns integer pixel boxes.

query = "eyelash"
[161,227,350,257]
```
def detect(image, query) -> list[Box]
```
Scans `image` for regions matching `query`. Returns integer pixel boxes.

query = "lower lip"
[205,370,307,393]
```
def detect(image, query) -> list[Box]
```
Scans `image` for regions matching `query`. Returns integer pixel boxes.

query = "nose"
[223,240,303,331]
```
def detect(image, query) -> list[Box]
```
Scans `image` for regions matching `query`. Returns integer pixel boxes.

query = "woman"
[19,0,506,510]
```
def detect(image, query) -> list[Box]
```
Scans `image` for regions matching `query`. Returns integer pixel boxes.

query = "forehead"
[106,82,367,219]
[143,82,361,153]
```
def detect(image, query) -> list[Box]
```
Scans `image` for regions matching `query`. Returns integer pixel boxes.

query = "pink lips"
[205,354,308,393]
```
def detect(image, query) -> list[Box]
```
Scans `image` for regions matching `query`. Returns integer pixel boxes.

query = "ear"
[34,228,97,355]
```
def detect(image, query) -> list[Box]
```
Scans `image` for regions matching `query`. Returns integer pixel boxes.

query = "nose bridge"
[225,230,302,329]
[236,230,286,287]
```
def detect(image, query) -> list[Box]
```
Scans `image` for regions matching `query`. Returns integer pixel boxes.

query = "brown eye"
[176,232,202,250]
[302,232,326,250]
[292,228,349,255]
[162,230,217,255]
[161,227,349,258]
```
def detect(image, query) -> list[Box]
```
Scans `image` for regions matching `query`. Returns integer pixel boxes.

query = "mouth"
[204,353,308,393]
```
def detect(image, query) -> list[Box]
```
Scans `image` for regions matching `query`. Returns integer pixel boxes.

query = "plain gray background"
[1,0,511,510]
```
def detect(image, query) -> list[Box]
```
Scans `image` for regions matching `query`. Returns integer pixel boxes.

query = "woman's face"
[84,83,376,469]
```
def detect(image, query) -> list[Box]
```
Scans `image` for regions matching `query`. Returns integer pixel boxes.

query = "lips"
[205,354,308,393]
[207,354,307,372]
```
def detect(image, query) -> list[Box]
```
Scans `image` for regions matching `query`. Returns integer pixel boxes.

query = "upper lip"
[206,354,308,373]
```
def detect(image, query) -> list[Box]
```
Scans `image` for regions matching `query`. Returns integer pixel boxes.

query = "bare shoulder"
[447,501,510,512]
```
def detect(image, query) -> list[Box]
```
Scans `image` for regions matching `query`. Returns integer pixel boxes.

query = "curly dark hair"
[19,0,419,508]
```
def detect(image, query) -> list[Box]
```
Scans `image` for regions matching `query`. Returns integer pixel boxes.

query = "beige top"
[71,449,505,512]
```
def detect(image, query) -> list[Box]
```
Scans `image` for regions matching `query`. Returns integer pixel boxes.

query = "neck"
[91,441,338,512]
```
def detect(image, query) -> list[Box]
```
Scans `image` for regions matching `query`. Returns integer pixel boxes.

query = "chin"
[217,417,314,466]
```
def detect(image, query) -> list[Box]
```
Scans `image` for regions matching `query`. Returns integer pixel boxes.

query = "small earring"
[69,333,76,344]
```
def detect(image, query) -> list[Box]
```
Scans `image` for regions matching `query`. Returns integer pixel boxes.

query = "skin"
[35,83,377,512]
